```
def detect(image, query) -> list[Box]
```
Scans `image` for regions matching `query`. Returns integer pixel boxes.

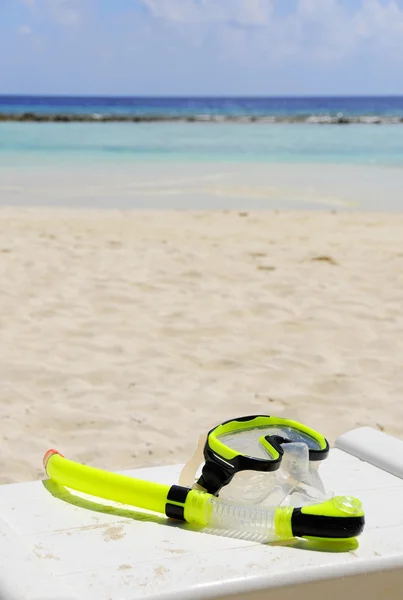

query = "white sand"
[1,207,403,484]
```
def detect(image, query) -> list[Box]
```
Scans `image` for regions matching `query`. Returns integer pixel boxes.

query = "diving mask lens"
[193,415,330,507]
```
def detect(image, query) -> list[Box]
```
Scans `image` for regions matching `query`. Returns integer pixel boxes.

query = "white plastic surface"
[335,426,403,479]
[1,427,403,600]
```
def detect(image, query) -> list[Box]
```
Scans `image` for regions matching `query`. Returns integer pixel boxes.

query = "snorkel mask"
[43,415,365,546]
[179,415,331,508]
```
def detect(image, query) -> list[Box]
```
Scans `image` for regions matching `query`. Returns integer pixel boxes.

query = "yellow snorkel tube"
[43,449,365,543]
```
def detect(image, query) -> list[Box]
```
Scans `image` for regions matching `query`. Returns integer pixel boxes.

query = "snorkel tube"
[43,449,365,543]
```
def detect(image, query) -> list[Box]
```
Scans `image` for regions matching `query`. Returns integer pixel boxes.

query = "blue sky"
[1,0,403,95]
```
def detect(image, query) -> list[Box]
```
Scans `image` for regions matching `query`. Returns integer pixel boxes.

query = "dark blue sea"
[1,95,403,117]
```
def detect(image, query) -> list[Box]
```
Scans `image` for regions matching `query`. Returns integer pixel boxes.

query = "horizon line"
[1,93,403,99]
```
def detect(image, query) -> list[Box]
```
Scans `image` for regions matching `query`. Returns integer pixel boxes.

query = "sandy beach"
[0,206,402,485]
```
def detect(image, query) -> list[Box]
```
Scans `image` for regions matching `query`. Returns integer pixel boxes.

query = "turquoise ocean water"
[2,121,403,168]
[1,96,403,168]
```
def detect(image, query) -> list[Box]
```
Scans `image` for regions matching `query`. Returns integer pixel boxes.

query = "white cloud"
[297,0,339,16]
[20,0,84,25]
[141,0,275,25]
[354,0,403,44]
[18,24,33,35]
[140,0,403,62]
[287,0,356,61]
[45,0,82,25]
[142,0,199,23]
[205,0,275,24]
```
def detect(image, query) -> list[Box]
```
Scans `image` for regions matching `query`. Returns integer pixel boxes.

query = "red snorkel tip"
[43,449,63,471]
